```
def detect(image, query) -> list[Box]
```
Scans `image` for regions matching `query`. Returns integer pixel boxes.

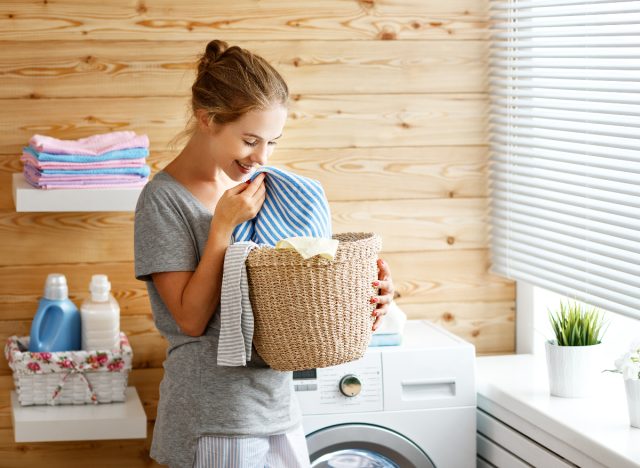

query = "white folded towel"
[373,301,407,335]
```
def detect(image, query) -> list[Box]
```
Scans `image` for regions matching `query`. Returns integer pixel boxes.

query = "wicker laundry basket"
[246,232,382,371]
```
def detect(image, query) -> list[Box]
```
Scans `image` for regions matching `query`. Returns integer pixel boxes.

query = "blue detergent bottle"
[29,273,81,352]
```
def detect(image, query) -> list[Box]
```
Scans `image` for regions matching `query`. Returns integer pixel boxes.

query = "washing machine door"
[306,423,435,468]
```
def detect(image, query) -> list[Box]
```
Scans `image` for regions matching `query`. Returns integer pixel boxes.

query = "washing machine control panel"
[293,351,383,415]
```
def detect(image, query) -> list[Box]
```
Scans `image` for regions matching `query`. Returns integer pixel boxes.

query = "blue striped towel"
[24,146,148,163]
[232,166,332,245]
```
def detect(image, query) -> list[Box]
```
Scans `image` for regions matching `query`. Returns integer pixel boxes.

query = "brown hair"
[184,40,288,136]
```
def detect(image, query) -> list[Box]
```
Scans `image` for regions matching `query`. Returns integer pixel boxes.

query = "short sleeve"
[134,186,198,282]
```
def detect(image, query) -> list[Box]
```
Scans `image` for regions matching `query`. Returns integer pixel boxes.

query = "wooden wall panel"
[0,0,488,41]
[0,94,488,154]
[0,0,510,464]
[0,40,489,98]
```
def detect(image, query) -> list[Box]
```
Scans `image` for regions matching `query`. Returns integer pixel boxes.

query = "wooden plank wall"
[0,0,514,465]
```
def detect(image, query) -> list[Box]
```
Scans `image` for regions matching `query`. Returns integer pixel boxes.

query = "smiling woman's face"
[206,105,288,182]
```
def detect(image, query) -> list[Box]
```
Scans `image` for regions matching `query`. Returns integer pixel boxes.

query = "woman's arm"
[151,226,231,336]
[152,174,266,337]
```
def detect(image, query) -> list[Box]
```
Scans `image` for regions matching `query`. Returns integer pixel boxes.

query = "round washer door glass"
[312,448,398,467]
[306,423,435,468]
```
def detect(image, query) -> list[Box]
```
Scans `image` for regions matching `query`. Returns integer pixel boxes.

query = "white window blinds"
[487,0,640,319]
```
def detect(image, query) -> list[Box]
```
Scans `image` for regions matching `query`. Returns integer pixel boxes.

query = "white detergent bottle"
[80,274,121,351]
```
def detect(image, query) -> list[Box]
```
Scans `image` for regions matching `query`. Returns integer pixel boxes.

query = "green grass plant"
[548,300,607,346]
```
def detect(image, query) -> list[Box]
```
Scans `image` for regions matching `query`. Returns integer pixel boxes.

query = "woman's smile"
[236,160,256,174]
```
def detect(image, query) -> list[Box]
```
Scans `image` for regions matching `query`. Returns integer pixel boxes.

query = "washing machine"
[294,320,476,468]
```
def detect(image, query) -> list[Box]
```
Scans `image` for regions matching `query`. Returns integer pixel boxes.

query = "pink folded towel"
[22,171,148,189]
[21,152,146,170]
[32,181,148,190]
[29,131,149,156]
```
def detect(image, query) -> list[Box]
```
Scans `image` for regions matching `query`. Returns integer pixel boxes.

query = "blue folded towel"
[24,146,148,163]
[232,166,332,246]
[369,333,403,347]
[36,165,151,177]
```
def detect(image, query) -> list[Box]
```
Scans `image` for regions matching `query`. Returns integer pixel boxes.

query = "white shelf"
[477,354,640,468]
[11,386,147,442]
[12,173,143,212]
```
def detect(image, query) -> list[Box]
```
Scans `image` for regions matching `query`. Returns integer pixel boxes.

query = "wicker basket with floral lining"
[4,332,132,406]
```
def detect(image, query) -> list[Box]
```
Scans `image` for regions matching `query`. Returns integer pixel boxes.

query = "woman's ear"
[195,109,213,132]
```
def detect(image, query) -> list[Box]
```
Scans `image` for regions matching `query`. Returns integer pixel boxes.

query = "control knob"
[339,374,362,397]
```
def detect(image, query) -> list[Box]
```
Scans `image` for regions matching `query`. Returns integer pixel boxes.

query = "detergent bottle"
[29,273,81,352]
[80,274,121,351]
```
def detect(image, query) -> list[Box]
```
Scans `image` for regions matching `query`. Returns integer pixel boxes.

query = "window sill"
[476,354,640,468]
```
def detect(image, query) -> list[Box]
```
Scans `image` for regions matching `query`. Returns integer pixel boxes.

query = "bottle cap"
[44,273,69,300]
[89,274,111,302]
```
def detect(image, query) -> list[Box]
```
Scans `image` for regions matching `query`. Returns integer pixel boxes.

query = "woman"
[134,40,395,468]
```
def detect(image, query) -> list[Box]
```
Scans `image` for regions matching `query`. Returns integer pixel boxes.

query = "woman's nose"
[251,144,270,166]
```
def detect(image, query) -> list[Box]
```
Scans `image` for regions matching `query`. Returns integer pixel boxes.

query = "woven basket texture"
[246,232,382,371]
[14,372,128,406]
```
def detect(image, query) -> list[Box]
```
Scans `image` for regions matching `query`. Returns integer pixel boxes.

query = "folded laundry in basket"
[275,236,339,260]
[217,241,259,367]
[232,166,332,246]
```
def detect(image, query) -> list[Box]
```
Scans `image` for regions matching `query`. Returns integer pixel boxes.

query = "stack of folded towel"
[21,131,150,189]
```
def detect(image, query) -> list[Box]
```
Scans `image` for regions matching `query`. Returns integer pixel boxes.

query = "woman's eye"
[244,140,258,147]
[268,141,277,146]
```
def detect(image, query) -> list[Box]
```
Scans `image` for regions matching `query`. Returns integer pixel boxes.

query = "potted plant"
[545,300,608,398]
[607,342,640,428]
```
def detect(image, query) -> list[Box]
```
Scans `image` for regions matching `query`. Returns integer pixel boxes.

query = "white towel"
[275,236,339,260]
[217,242,258,366]
[372,301,407,335]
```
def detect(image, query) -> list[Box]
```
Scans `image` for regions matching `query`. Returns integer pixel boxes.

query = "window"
[487,0,640,320]
[523,282,640,358]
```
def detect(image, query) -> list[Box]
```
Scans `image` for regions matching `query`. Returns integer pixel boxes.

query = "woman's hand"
[213,173,266,231]
[371,258,395,331]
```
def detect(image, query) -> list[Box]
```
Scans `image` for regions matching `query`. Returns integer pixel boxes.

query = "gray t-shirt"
[134,171,300,468]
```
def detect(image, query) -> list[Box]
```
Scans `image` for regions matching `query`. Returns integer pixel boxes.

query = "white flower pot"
[625,379,640,428]
[545,340,603,398]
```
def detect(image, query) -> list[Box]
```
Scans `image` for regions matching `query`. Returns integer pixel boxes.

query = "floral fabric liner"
[4,332,132,375]
[5,332,132,406]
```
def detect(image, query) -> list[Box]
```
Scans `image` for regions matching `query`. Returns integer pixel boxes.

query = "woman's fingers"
[373,279,393,295]
[228,180,251,194]
[371,293,392,306]
[372,303,389,330]
[372,315,383,330]
[253,181,267,201]
[371,258,395,331]
[377,258,391,281]
[243,173,265,197]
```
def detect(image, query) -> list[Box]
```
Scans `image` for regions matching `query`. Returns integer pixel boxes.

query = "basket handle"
[48,365,98,406]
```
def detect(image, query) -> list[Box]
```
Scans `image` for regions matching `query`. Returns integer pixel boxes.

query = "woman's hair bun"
[199,40,229,71]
